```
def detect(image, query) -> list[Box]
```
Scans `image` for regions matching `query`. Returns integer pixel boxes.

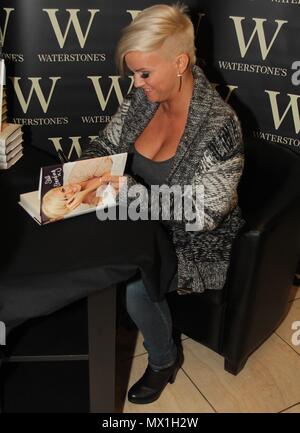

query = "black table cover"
[0,145,177,331]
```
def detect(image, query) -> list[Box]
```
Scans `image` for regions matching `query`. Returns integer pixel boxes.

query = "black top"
[129,143,174,186]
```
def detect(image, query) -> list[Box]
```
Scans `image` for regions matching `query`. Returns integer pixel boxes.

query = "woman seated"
[82,3,244,404]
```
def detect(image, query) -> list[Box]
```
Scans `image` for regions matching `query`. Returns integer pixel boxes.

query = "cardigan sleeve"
[193,153,243,231]
[191,114,244,231]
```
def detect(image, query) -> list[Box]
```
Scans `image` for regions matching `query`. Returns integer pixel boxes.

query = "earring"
[177,73,183,92]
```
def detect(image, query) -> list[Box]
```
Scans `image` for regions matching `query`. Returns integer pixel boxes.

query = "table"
[0,145,177,412]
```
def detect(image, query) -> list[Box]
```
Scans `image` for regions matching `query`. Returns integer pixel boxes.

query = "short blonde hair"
[116,3,196,75]
[42,187,71,220]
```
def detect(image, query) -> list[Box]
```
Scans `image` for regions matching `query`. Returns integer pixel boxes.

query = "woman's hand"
[66,190,87,210]
[66,176,126,210]
[101,175,126,194]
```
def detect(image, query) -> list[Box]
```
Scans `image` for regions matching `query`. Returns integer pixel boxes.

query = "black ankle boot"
[127,351,183,404]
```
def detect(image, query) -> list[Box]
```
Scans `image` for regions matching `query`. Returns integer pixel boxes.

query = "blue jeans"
[126,277,178,370]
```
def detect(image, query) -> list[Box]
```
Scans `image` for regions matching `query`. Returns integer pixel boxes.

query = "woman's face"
[125,49,179,103]
[55,184,81,201]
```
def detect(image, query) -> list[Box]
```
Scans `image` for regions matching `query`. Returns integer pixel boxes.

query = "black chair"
[167,138,300,375]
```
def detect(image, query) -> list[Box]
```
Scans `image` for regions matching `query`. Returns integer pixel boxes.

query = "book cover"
[19,153,128,225]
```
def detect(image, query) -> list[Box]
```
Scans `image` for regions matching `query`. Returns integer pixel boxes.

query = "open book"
[19,153,127,225]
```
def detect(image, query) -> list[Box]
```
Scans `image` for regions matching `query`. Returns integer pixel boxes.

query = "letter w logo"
[88,76,134,111]
[229,17,287,60]
[9,77,61,113]
[265,90,300,134]
[0,8,14,46]
[42,9,99,48]
[48,136,95,159]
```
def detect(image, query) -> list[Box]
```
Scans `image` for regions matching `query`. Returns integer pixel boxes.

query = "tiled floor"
[115,285,300,413]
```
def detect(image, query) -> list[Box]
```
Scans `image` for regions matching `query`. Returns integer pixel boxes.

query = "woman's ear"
[176,53,190,75]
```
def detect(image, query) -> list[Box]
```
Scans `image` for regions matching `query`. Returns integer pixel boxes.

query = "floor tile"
[119,353,215,413]
[276,299,300,354]
[181,334,300,413]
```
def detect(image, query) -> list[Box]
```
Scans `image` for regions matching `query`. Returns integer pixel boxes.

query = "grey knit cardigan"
[82,65,245,294]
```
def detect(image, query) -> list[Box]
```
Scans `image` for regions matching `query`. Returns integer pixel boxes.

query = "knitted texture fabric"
[82,66,245,293]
